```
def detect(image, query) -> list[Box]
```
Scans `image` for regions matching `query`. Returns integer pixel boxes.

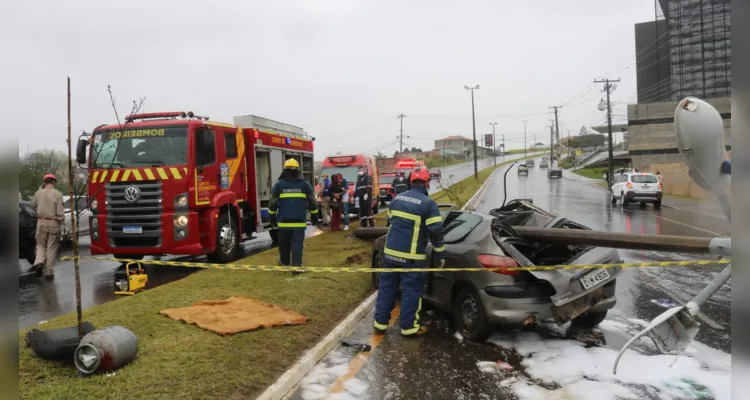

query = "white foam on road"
[482,320,730,400]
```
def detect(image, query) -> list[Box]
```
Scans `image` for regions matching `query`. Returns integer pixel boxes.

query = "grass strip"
[20,155,531,400]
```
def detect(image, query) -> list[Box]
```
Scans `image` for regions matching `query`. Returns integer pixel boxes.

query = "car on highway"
[610,172,662,208]
[19,201,37,265]
[525,159,535,167]
[540,159,549,168]
[517,164,529,175]
[62,196,92,245]
[430,168,441,180]
[378,173,398,206]
[547,167,562,179]
[370,199,621,341]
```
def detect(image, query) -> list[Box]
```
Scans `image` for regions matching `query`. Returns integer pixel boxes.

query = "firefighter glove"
[363,194,368,201]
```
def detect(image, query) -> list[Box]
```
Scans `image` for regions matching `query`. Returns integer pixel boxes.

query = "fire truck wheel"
[209,212,239,263]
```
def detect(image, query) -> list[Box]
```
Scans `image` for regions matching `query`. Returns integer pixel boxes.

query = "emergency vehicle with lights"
[393,158,430,189]
[318,154,380,218]
[76,112,315,263]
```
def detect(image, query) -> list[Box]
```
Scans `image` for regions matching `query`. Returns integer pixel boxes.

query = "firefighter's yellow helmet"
[284,158,300,170]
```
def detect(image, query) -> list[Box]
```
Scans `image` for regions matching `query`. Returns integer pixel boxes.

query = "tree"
[374,151,387,160]
[393,150,400,158]
[19,150,68,200]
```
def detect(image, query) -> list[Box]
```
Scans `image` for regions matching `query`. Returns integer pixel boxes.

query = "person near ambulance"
[339,173,351,231]
[355,166,374,228]
[31,174,65,279]
[319,174,332,225]
[269,159,319,275]
[374,167,446,337]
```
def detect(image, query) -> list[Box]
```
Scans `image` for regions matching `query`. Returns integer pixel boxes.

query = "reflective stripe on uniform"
[426,216,442,225]
[373,321,389,330]
[401,298,422,335]
[432,245,446,252]
[309,209,318,214]
[280,193,307,198]
[277,222,306,228]
[268,209,277,215]
[384,247,427,260]
[389,210,421,254]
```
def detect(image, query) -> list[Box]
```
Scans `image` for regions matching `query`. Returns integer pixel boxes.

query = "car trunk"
[631,174,660,192]
[489,200,621,323]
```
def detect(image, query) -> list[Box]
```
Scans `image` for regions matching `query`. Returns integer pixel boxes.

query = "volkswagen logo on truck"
[123,186,141,203]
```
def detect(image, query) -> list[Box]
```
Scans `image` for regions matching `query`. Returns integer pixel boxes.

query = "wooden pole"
[67,77,83,338]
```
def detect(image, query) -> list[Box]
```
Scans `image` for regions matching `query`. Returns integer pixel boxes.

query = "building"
[434,135,493,159]
[635,0,731,103]
[628,0,731,199]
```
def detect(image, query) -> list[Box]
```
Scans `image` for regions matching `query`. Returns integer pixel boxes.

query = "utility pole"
[522,120,528,157]
[502,134,505,157]
[464,85,480,179]
[550,106,562,166]
[489,122,498,166]
[397,113,406,159]
[548,124,554,165]
[594,78,620,184]
[567,130,572,159]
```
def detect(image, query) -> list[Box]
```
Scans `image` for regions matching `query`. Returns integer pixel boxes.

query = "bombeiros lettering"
[107,129,166,140]
[394,195,422,205]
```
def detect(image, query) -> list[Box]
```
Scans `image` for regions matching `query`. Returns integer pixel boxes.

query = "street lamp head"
[463,86,470,90]
[464,85,480,90]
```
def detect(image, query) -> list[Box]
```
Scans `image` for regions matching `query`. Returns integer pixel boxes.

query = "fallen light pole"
[355,99,730,374]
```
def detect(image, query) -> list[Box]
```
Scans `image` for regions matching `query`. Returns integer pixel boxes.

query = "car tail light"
[658,183,663,189]
[626,182,633,189]
[477,254,519,276]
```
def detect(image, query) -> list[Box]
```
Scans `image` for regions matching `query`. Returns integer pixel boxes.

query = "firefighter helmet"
[283,158,300,170]
[409,167,430,184]
[43,173,57,182]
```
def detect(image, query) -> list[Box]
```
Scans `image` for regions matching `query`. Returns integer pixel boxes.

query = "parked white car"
[62,196,92,243]
[610,172,662,208]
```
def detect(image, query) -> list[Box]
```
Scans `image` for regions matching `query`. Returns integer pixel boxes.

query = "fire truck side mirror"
[76,139,89,164]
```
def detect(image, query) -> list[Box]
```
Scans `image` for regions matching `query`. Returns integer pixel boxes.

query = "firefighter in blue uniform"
[374,167,446,337]
[355,166,374,228]
[386,172,410,227]
[269,159,319,274]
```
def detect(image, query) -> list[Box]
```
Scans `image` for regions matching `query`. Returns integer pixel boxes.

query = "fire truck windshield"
[91,125,188,168]
[319,166,359,183]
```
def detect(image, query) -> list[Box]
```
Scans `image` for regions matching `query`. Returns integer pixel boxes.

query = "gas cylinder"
[73,326,139,375]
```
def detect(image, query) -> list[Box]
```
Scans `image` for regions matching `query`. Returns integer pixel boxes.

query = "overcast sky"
[7,0,655,159]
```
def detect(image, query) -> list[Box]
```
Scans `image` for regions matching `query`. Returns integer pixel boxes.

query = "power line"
[317,116,396,140]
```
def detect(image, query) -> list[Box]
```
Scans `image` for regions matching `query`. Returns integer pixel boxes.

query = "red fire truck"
[318,154,380,220]
[393,159,430,189]
[75,112,315,263]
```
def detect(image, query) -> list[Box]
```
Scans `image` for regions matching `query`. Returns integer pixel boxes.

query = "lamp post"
[489,122,498,166]
[464,85,480,179]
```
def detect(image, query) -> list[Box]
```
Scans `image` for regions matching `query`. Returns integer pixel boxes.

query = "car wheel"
[208,211,239,263]
[653,200,662,209]
[571,310,608,328]
[452,286,491,342]
[371,250,382,291]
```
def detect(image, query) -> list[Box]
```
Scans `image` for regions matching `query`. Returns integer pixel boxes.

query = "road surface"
[17,155,510,329]
[291,159,731,400]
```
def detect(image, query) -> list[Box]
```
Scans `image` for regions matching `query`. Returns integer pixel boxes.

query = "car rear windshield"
[631,175,658,183]
[443,213,484,243]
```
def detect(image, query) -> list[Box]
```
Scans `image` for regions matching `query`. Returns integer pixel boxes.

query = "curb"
[257,291,378,400]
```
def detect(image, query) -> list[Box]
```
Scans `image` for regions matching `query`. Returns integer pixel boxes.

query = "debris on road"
[341,339,372,352]
[650,298,681,309]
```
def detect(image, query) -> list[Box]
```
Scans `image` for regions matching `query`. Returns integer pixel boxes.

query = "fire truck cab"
[76,112,315,264]
[393,159,430,189]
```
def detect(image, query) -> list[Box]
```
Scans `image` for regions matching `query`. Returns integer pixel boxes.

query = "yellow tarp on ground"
[160,296,307,336]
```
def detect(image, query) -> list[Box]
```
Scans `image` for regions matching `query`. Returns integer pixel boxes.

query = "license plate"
[123,226,143,234]
[580,268,611,290]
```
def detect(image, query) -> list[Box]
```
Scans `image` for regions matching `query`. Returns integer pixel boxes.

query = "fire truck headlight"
[174,215,188,228]
[90,199,98,211]
[175,194,188,208]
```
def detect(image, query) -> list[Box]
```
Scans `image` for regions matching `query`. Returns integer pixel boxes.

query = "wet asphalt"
[290,158,731,400]
[18,155,506,330]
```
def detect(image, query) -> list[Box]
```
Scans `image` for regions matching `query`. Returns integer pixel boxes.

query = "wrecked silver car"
[371,199,621,341]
